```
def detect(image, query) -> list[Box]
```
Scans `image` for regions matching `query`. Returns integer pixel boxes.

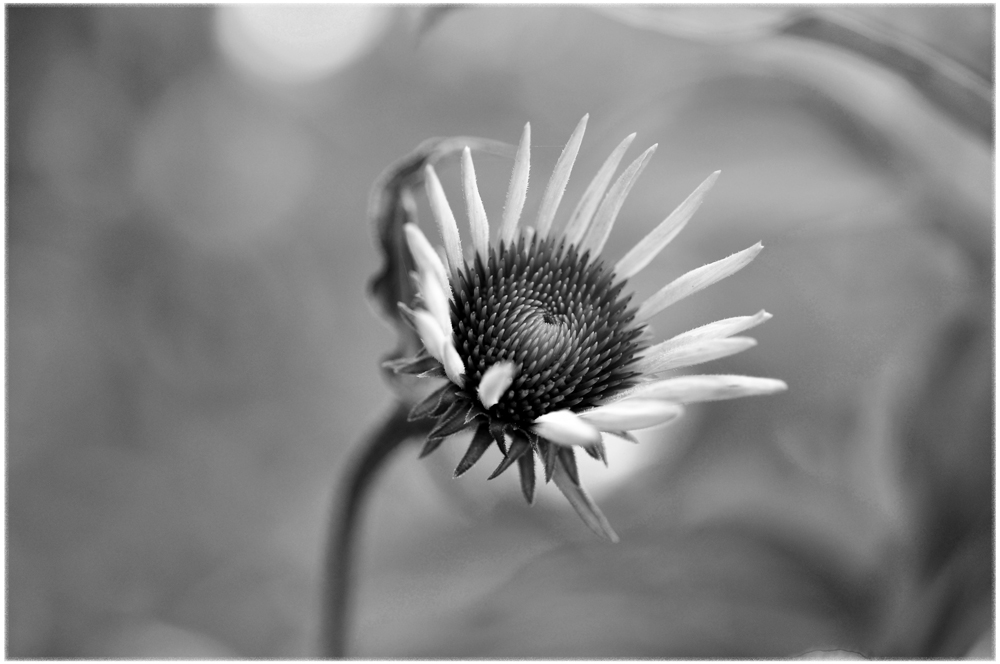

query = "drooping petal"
[636,243,763,321]
[499,122,531,246]
[532,409,602,447]
[424,164,463,272]
[454,423,495,477]
[614,170,721,279]
[535,114,588,238]
[403,223,450,298]
[477,361,517,409]
[625,374,789,403]
[577,143,657,256]
[636,337,758,375]
[552,462,619,543]
[441,339,466,387]
[563,132,636,245]
[580,398,684,431]
[461,147,490,258]
[651,310,771,354]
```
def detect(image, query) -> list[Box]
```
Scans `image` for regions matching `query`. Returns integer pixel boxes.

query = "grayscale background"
[7,5,993,658]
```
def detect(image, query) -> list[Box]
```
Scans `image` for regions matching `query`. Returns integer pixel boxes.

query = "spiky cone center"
[454,234,646,426]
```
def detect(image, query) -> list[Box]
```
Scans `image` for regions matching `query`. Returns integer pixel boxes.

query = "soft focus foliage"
[6,5,993,658]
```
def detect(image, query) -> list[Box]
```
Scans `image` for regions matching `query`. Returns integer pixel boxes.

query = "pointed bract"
[408,382,456,421]
[557,446,580,485]
[583,441,608,466]
[602,430,640,445]
[535,114,588,238]
[419,435,448,458]
[517,448,536,503]
[489,419,508,455]
[487,433,531,480]
[542,439,558,482]
[614,171,720,279]
[499,123,531,246]
[454,423,495,477]
[552,462,620,543]
[426,399,476,444]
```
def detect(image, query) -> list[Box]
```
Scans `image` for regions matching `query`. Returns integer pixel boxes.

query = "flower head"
[388,115,786,541]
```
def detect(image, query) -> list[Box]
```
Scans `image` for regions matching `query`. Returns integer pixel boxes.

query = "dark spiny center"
[451,234,646,426]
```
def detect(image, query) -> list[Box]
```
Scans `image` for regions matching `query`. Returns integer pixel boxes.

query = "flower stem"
[321,400,428,657]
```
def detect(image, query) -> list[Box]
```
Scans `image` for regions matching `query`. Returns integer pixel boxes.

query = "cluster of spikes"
[387,115,787,541]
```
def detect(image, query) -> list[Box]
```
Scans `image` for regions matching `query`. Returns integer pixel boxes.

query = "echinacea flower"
[388,115,786,541]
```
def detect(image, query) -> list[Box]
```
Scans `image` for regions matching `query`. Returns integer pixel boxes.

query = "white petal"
[636,243,763,321]
[499,122,531,246]
[579,399,684,431]
[535,114,588,238]
[653,310,771,354]
[636,337,757,375]
[614,170,720,279]
[411,308,447,362]
[532,409,602,447]
[578,143,657,256]
[625,375,788,403]
[563,132,636,246]
[441,339,466,387]
[552,463,619,543]
[477,361,517,408]
[462,147,490,258]
[418,270,453,339]
[404,223,450,298]
[424,164,463,272]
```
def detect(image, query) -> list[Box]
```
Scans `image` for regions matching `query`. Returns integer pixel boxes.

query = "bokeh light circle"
[215,5,392,85]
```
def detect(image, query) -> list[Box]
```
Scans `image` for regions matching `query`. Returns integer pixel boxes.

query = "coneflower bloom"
[389,115,786,541]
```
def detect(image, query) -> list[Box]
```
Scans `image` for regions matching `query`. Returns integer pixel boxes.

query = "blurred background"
[6,4,993,658]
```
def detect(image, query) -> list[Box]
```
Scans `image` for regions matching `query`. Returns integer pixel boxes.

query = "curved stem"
[321,400,429,657]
